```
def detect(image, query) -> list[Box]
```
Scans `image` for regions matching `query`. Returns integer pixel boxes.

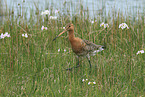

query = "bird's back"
[82,40,104,56]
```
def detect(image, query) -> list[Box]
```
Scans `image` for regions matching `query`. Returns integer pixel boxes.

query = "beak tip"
[53,36,58,41]
[53,30,66,41]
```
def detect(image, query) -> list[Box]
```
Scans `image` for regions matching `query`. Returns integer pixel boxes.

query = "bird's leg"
[76,56,80,67]
[86,55,92,68]
[66,56,80,70]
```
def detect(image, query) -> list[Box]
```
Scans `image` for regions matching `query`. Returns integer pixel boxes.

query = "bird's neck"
[68,30,75,41]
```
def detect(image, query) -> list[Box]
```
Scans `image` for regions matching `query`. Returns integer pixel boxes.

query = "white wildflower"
[104,24,109,28]
[100,22,109,28]
[64,49,66,52]
[41,26,47,30]
[136,50,144,55]
[100,22,105,27]
[49,16,57,20]
[58,48,60,52]
[41,10,50,15]
[4,32,10,37]
[22,33,28,38]
[0,32,10,39]
[82,79,85,82]
[55,10,59,14]
[82,79,88,82]
[119,23,129,29]
[93,81,96,84]
[91,21,94,24]
[88,82,91,85]
[0,33,5,39]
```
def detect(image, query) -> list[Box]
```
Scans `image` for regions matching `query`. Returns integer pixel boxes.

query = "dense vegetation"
[0,1,144,96]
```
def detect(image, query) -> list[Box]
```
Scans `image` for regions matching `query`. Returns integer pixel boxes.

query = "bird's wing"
[82,39,104,52]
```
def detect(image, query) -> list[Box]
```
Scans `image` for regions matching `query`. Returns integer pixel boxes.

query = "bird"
[53,23,105,70]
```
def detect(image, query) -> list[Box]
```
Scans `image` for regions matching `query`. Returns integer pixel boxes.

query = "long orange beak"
[53,29,67,41]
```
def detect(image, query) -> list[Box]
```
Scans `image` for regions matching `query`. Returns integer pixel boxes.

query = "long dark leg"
[76,56,80,67]
[86,56,91,68]
[66,56,80,70]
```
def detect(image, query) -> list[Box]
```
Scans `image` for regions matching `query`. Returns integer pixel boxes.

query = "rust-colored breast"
[69,37,88,56]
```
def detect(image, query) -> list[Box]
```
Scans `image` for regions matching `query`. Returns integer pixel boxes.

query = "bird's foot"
[66,68,73,71]
[66,65,80,71]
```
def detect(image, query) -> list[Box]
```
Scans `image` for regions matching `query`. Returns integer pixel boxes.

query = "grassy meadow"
[0,1,145,97]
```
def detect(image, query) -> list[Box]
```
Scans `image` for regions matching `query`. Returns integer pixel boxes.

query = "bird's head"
[65,23,74,31]
[53,23,74,41]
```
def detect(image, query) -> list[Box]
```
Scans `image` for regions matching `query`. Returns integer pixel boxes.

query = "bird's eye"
[69,26,71,27]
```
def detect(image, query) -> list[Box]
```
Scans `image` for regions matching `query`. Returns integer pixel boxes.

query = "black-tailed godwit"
[53,23,105,70]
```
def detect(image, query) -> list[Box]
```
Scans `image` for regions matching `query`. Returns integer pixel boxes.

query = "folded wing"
[82,40,105,56]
